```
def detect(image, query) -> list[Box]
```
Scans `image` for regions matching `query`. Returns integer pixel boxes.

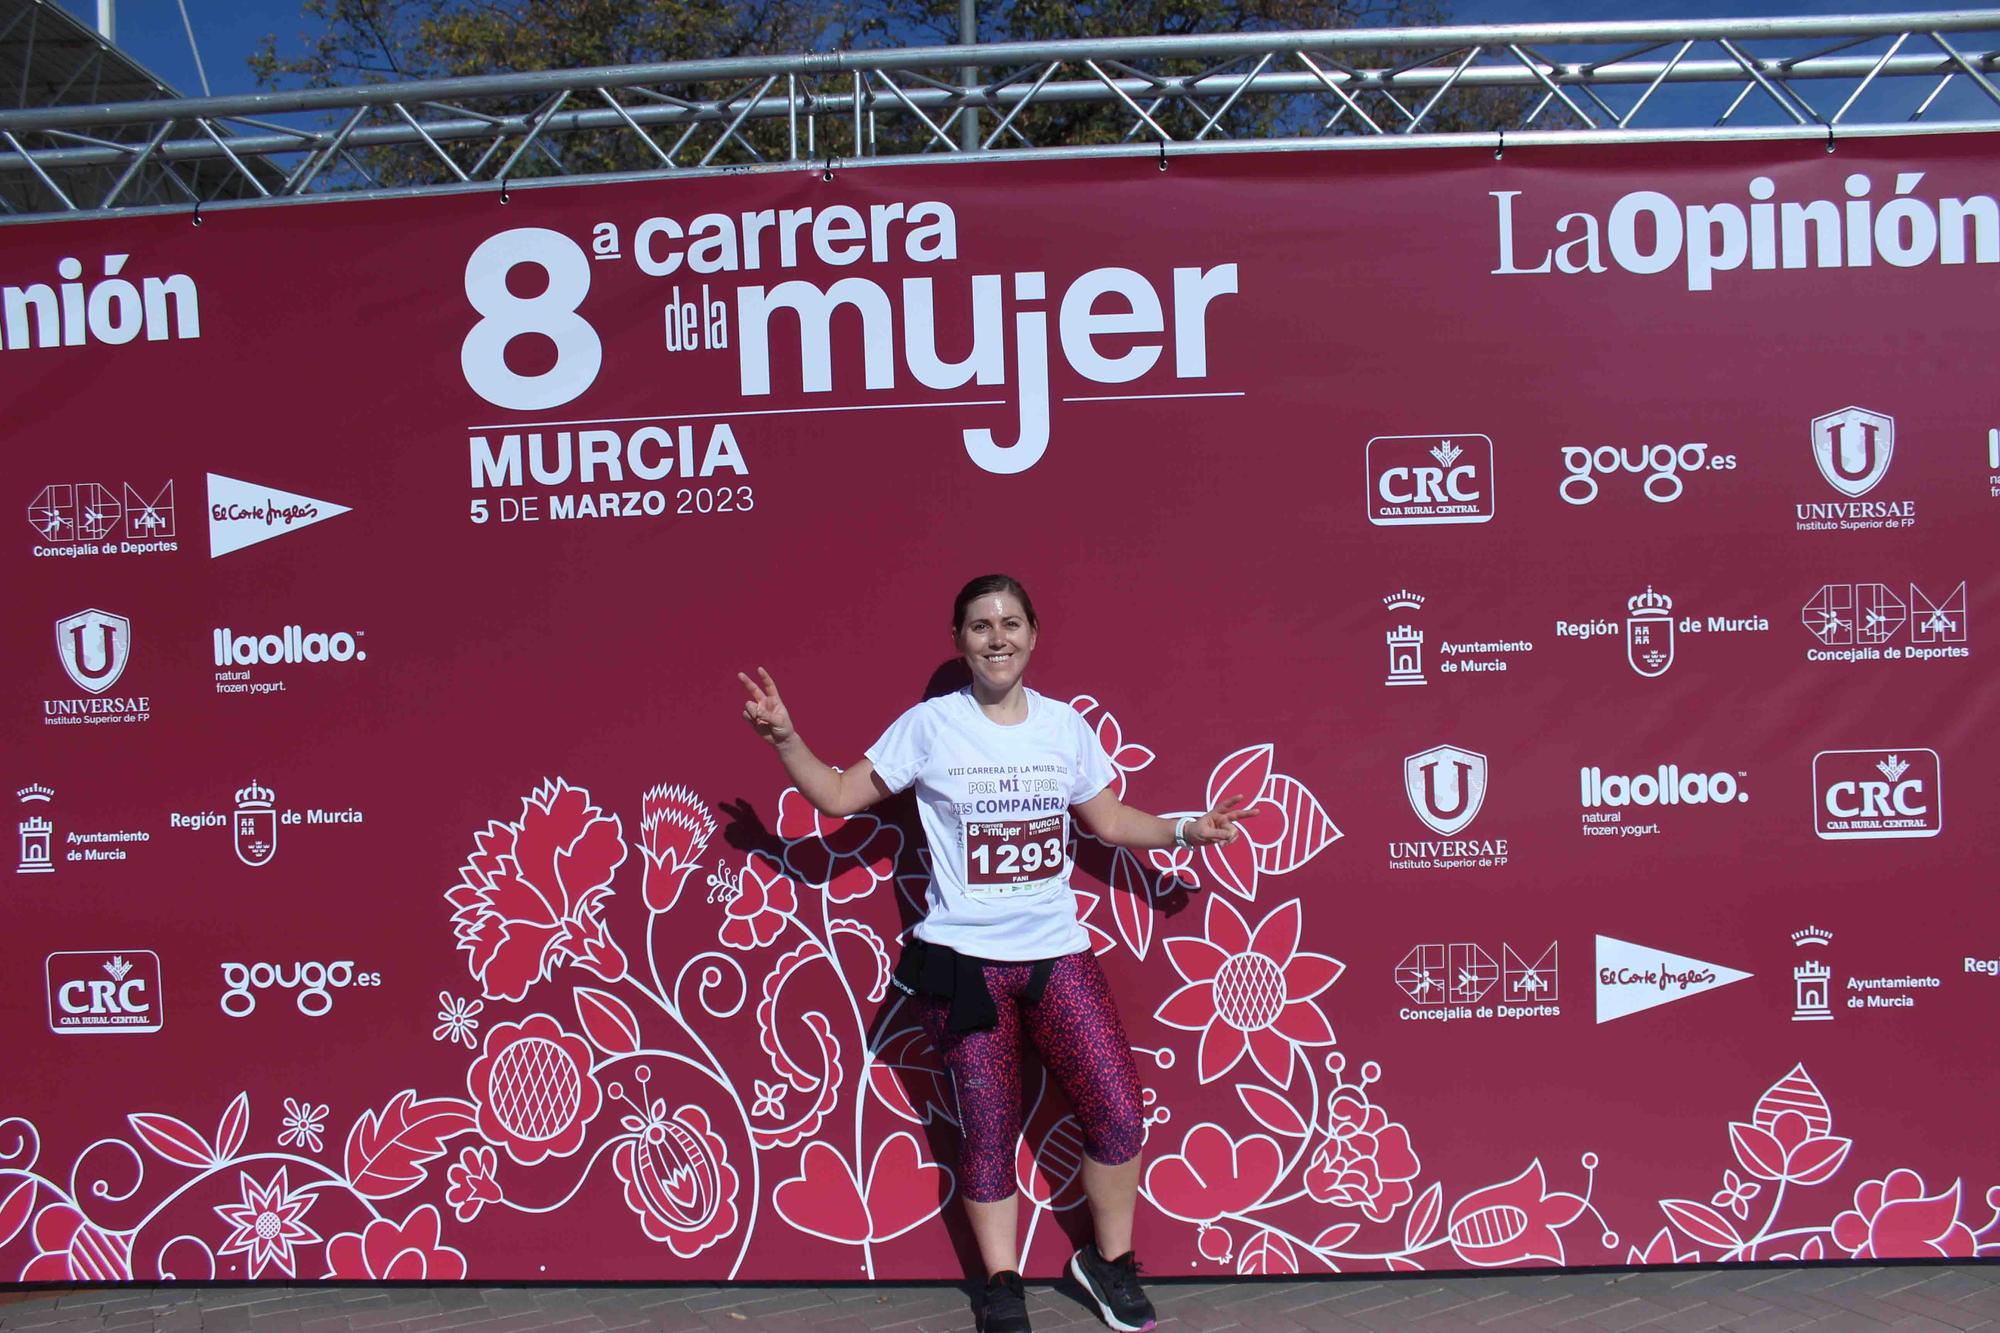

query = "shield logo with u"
[54,609,131,695]
[1403,745,1488,837]
[1811,406,1894,498]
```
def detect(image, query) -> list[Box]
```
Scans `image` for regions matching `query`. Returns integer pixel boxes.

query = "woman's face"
[955,592,1038,695]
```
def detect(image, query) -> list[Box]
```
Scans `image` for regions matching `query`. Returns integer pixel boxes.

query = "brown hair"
[951,574,1038,633]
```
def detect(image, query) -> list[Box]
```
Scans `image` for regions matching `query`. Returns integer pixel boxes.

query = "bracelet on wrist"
[1173,815,1194,848]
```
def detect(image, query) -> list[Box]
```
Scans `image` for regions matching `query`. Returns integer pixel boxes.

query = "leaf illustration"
[1016,1115,1087,1210]
[127,1112,215,1169]
[1405,1181,1444,1251]
[1312,1221,1361,1252]
[214,1092,249,1163]
[1728,1121,1786,1181]
[1107,847,1154,960]
[1385,1255,1425,1272]
[867,1026,955,1127]
[1237,1228,1297,1274]
[1661,1198,1743,1249]
[1252,775,1343,876]
[574,987,641,1056]
[344,1090,477,1199]
[0,1179,34,1250]
[1207,744,1274,810]
[1784,1135,1853,1186]
[1235,1084,1308,1138]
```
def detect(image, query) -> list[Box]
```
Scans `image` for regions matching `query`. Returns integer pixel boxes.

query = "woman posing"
[739,574,1249,1333]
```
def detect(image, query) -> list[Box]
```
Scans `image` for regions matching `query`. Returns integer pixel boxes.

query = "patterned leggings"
[918,949,1146,1203]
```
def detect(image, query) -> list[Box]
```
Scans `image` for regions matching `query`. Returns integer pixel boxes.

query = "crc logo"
[47,951,162,1033]
[1812,748,1941,840]
[220,960,382,1016]
[28,482,175,544]
[1404,744,1488,836]
[54,609,132,694]
[1811,406,1894,497]
[1366,434,1495,526]
[1559,442,1735,505]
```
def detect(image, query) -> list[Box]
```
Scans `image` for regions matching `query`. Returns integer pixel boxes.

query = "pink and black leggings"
[916,949,1146,1202]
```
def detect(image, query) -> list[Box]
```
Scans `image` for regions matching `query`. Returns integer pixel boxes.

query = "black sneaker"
[1069,1244,1156,1332]
[980,1269,1032,1333]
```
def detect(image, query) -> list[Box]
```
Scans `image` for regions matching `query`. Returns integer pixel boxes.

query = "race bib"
[963,814,1067,897]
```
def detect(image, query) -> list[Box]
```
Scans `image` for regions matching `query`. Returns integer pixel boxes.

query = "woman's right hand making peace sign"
[738,667,796,748]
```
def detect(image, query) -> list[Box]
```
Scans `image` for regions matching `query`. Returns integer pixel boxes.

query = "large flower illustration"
[213,1168,321,1279]
[1830,1170,1978,1258]
[1303,1089,1421,1222]
[22,1204,132,1282]
[1154,896,1341,1084]
[612,1099,741,1258]
[447,779,629,1001]
[775,788,902,903]
[467,1013,604,1166]
[720,853,796,950]
[324,1204,467,1279]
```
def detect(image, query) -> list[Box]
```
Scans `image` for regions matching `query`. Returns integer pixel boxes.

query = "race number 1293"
[965,815,1066,891]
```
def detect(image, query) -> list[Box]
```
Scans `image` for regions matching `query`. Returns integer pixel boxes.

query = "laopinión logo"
[1365,435,1495,526]
[1801,580,1967,665]
[1797,407,1915,532]
[45,608,150,727]
[1558,441,1738,506]
[1812,748,1942,840]
[47,950,163,1033]
[1389,744,1508,871]
[27,481,178,558]
[212,625,368,697]
[219,960,382,1017]
[207,473,349,558]
[1393,940,1558,1023]
[1579,763,1749,840]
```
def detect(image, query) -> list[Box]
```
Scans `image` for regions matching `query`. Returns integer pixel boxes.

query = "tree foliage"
[250,0,1551,184]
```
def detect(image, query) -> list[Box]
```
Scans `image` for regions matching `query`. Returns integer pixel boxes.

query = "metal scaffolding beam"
[3,9,1999,221]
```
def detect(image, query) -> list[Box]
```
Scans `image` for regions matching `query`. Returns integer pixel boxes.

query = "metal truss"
[5,10,2000,220]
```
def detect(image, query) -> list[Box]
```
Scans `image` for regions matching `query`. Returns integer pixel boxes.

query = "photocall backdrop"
[5,135,1997,1284]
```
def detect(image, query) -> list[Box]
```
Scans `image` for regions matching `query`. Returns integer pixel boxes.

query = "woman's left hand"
[1188,795,1258,846]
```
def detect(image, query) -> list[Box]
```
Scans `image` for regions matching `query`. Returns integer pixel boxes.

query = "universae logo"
[1366,435,1495,526]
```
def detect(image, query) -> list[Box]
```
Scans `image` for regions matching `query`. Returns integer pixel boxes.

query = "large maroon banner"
[5,134,1998,1284]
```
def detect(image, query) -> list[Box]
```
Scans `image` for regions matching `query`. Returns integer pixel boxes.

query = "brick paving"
[1,1267,1994,1332]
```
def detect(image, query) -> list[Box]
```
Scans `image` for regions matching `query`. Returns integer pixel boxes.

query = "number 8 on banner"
[461,227,602,410]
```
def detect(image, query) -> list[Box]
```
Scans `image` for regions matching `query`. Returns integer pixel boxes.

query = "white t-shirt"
[866,687,1116,961]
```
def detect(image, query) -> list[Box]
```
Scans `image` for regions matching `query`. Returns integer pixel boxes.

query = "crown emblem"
[1875,755,1910,782]
[102,955,133,982]
[1383,590,1426,611]
[235,780,275,809]
[1627,586,1674,617]
[1429,441,1463,467]
[17,784,53,804]
[1790,925,1833,948]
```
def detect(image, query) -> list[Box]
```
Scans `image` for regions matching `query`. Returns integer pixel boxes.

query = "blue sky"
[54,0,1989,102]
